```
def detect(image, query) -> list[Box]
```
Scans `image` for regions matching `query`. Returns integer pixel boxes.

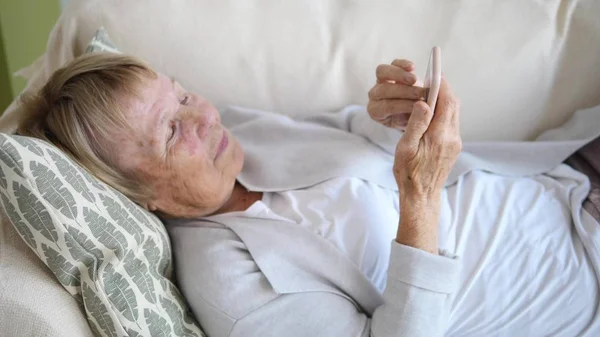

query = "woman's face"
[111,72,244,218]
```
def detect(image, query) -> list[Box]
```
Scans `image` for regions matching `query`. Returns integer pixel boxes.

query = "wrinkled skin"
[110,73,244,218]
[367,59,462,253]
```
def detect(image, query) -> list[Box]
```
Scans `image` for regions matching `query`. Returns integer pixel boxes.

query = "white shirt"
[261,177,399,292]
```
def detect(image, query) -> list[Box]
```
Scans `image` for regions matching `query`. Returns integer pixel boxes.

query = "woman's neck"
[214,182,263,215]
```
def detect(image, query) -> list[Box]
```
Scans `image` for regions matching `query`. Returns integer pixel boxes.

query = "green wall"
[0,23,11,111]
[0,0,61,111]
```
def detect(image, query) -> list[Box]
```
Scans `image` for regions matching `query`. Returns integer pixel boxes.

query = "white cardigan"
[166,105,600,337]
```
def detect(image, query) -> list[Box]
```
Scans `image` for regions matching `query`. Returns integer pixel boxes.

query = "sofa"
[1,0,600,336]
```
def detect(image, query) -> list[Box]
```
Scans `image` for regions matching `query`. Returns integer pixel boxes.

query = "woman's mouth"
[215,131,228,159]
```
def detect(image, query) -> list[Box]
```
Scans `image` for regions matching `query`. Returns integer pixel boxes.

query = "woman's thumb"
[402,101,433,147]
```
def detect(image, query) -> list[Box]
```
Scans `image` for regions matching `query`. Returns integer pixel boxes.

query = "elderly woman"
[17,53,599,337]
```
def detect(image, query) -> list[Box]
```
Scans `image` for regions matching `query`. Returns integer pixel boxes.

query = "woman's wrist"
[395,190,441,254]
[399,188,442,215]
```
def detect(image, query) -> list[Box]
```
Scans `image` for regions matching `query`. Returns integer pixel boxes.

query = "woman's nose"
[183,107,218,140]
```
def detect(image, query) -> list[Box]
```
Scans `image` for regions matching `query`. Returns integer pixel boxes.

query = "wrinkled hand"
[367,59,426,129]
[393,77,461,196]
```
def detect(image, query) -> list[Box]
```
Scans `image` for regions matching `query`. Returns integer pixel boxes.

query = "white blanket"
[442,165,598,336]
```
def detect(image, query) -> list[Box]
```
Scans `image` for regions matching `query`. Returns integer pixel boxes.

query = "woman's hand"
[394,77,461,194]
[367,59,426,129]
[393,77,462,254]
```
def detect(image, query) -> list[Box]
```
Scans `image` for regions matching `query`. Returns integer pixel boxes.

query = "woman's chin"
[232,140,245,173]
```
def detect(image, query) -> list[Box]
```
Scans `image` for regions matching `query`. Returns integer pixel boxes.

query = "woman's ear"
[141,201,158,212]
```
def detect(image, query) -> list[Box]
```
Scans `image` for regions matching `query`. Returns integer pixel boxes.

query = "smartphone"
[423,46,442,112]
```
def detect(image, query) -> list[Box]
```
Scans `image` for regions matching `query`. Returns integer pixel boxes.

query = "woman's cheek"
[177,136,205,158]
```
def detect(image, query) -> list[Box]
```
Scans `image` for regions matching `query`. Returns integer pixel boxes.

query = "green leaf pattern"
[143,240,167,283]
[44,146,107,193]
[42,243,80,286]
[84,207,129,260]
[0,134,206,337]
[64,232,98,281]
[145,308,173,337]
[126,328,142,337]
[168,284,199,327]
[16,137,45,156]
[124,251,157,304]
[49,150,95,203]
[88,320,103,337]
[30,162,78,219]
[66,225,105,261]
[73,292,84,306]
[0,137,25,178]
[101,194,144,244]
[1,192,36,248]
[14,182,57,242]
[83,282,119,337]
[160,296,200,337]
[0,162,6,189]
[86,172,107,191]
[103,264,139,323]
[116,192,171,258]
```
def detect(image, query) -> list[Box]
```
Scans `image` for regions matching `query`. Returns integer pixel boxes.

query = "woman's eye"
[180,95,189,105]
[168,122,177,141]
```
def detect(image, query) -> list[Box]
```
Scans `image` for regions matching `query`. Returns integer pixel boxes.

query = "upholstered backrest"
[0,210,94,337]
[1,0,599,141]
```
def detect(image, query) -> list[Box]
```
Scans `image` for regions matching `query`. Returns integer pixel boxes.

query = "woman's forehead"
[125,72,173,120]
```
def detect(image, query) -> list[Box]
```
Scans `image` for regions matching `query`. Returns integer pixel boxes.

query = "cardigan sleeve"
[228,241,460,337]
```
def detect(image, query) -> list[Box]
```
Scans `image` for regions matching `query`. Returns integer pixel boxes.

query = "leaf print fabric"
[16,137,45,156]
[101,195,144,244]
[0,137,25,179]
[124,251,157,304]
[1,192,35,248]
[42,243,81,286]
[0,133,205,337]
[103,264,140,322]
[145,309,172,337]
[49,150,96,202]
[14,181,57,242]
[31,162,78,219]
[84,207,129,260]
[64,232,98,281]
[84,282,119,337]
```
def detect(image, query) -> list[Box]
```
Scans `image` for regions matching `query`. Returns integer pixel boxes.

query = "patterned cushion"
[86,27,120,54]
[0,134,204,337]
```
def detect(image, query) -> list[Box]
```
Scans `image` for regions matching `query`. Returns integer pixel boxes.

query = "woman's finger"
[429,77,458,129]
[402,101,434,148]
[391,59,415,71]
[368,82,426,101]
[367,99,416,121]
[382,114,411,129]
[376,64,417,85]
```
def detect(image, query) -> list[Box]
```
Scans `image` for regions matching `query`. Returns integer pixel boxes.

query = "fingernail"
[421,88,429,100]
[414,102,426,113]
[404,74,415,84]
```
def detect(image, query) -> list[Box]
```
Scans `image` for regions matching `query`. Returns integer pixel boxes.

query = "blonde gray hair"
[17,52,157,204]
